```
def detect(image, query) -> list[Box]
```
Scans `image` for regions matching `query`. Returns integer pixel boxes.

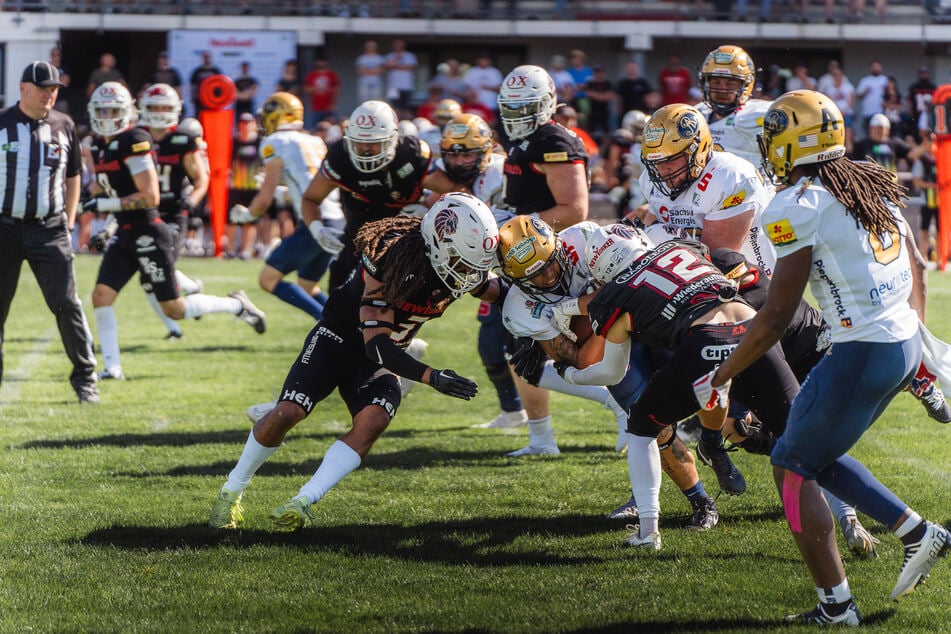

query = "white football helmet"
[421,192,499,298]
[88,81,136,137]
[643,222,690,245]
[585,224,654,285]
[345,100,400,173]
[138,83,182,130]
[497,65,557,141]
[621,110,648,140]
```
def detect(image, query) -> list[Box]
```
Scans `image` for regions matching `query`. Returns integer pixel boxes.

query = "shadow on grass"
[557,608,896,632]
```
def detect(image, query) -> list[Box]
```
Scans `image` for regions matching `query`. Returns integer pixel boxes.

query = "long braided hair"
[802,157,906,236]
[354,215,453,312]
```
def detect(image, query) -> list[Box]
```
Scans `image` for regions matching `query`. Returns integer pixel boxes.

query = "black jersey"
[151,126,201,217]
[588,240,739,350]
[502,120,589,214]
[320,135,432,245]
[88,126,157,223]
[230,135,262,191]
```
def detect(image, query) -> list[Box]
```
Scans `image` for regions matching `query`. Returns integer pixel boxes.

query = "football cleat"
[230,290,266,334]
[472,409,529,429]
[624,524,661,550]
[76,384,100,404]
[909,367,951,424]
[270,495,317,532]
[209,488,244,529]
[785,601,861,626]
[246,401,278,424]
[841,517,880,559]
[97,366,125,381]
[891,521,950,601]
[696,438,747,496]
[606,494,639,520]
[687,494,719,531]
[506,443,560,457]
[164,331,183,340]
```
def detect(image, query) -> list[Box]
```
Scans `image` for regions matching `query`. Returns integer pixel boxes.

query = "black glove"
[510,336,548,386]
[180,198,198,216]
[429,369,478,400]
[553,361,572,379]
[88,229,111,253]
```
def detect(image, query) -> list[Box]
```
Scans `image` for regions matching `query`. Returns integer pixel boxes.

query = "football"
[570,314,594,345]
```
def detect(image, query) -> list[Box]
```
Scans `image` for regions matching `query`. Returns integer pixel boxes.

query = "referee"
[0,61,98,402]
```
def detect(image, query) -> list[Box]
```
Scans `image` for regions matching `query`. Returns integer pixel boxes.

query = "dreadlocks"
[354,215,453,313]
[805,157,906,236]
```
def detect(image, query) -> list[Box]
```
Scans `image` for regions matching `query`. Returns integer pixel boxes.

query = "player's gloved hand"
[181,198,198,217]
[82,197,121,214]
[550,298,580,342]
[308,220,345,255]
[692,368,731,411]
[88,229,111,253]
[229,204,255,225]
[510,336,548,386]
[429,369,478,400]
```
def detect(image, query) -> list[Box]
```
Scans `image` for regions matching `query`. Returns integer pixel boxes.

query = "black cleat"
[696,438,746,496]
[687,494,719,531]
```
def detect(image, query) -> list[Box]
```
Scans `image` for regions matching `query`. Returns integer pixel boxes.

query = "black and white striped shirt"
[0,105,81,222]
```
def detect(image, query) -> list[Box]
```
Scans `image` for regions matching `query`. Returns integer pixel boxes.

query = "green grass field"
[0,255,949,633]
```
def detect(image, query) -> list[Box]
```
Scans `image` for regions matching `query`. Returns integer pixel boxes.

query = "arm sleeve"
[365,333,429,382]
[563,338,631,386]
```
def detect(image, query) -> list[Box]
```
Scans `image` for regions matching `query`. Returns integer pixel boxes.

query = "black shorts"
[920,206,939,232]
[228,189,257,211]
[279,321,403,420]
[97,217,180,301]
[628,321,799,438]
[158,211,186,254]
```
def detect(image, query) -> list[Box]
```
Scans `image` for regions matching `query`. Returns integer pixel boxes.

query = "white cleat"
[891,521,950,601]
[624,524,661,550]
[606,397,628,451]
[506,443,560,457]
[841,517,880,559]
[473,409,529,429]
[246,401,278,424]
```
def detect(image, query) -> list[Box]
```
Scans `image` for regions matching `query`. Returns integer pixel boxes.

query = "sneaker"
[76,385,100,404]
[246,400,278,424]
[472,409,529,429]
[606,494,639,520]
[209,489,244,528]
[696,438,747,496]
[841,517,880,559]
[506,443,560,457]
[785,600,862,626]
[164,331,183,340]
[230,290,266,334]
[687,494,719,531]
[624,524,661,550]
[606,398,629,451]
[97,366,125,381]
[270,495,317,532]
[891,521,950,601]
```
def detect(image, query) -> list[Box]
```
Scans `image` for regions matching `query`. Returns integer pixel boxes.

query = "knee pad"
[484,362,510,383]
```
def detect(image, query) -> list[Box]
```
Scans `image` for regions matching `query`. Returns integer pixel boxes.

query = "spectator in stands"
[49,46,71,116]
[384,39,418,116]
[816,60,846,95]
[851,113,913,177]
[760,64,786,99]
[908,66,936,141]
[275,59,301,98]
[657,53,691,106]
[585,64,615,145]
[547,55,576,105]
[415,85,446,124]
[226,113,263,260]
[819,63,856,153]
[855,60,889,140]
[465,52,503,119]
[461,87,495,127]
[911,132,939,266]
[234,61,260,119]
[882,76,910,138]
[188,51,222,116]
[303,57,340,130]
[553,104,598,160]
[785,62,816,92]
[566,49,593,120]
[428,58,469,104]
[615,61,652,119]
[144,51,183,98]
[86,52,126,99]
[355,40,386,103]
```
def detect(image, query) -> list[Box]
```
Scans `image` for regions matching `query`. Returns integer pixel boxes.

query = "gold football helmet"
[440,113,493,183]
[259,92,304,135]
[641,104,713,199]
[497,215,572,302]
[435,99,462,127]
[758,90,846,185]
[699,45,756,116]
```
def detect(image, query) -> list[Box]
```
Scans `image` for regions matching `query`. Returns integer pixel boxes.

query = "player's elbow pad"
[365,333,428,382]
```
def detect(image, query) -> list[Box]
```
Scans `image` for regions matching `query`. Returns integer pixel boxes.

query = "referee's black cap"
[21,61,66,88]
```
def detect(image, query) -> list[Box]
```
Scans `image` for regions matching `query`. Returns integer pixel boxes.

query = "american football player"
[84,82,266,381]
[210,193,502,531]
[701,90,949,624]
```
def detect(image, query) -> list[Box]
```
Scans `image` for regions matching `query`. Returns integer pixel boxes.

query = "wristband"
[99,197,122,212]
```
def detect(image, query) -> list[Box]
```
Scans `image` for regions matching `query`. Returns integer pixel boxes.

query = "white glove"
[692,368,731,411]
[309,220,345,255]
[550,297,581,342]
[399,202,429,218]
[229,204,255,224]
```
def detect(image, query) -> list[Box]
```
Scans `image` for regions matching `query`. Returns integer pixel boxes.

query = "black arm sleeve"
[365,333,429,382]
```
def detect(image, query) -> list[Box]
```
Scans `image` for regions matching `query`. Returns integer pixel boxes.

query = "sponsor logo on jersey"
[767,218,797,246]
[301,332,319,364]
[396,163,415,178]
[261,144,275,159]
[135,235,156,251]
[170,135,188,145]
[868,268,912,306]
[282,388,314,412]
[132,141,151,153]
[701,343,738,361]
[108,141,119,150]
[543,151,568,162]
[503,163,523,175]
[323,162,340,180]
[1,142,19,152]
[359,179,383,187]
[840,318,852,328]
[815,258,850,324]
[46,144,61,160]
[722,190,746,209]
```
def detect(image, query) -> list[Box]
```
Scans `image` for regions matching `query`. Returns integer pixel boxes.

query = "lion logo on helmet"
[433,207,459,240]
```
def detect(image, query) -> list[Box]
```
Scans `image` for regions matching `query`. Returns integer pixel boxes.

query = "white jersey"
[627,141,648,208]
[501,221,600,340]
[697,99,771,169]
[763,178,918,344]
[436,152,512,226]
[640,150,776,276]
[260,128,342,221]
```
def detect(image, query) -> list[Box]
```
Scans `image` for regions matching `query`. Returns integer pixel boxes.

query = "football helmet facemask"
[585,224,654,286]
[421,192,499,298]
[758,90,846,185]
[138,83,182,130]
[497,65,557,141]
[497,215,573,303]
[700,45,756,116]
[346,100,400,173]
[642,104,713,200]
[440,113,493,184]
[88,81,137,137]
[259,92,304,135]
